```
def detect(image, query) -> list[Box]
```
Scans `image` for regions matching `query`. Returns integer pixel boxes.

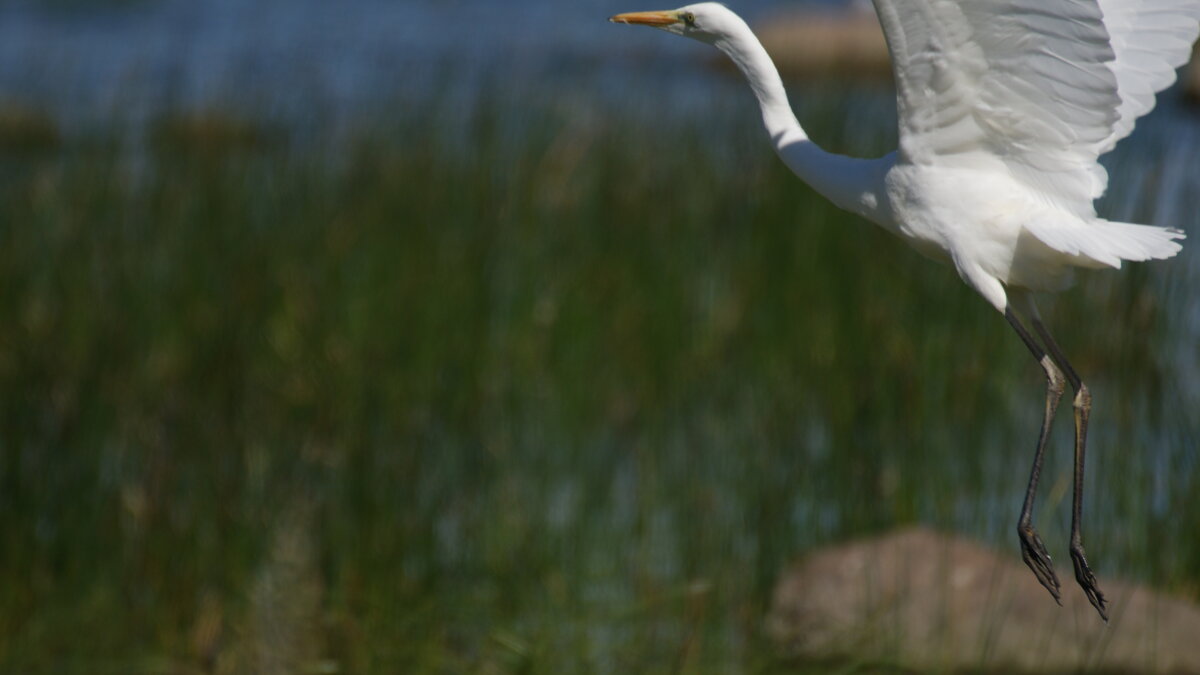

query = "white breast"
[879,162,1082,293]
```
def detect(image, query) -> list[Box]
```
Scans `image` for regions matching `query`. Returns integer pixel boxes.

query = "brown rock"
[755,10,890,80]
[766,527,1200,673]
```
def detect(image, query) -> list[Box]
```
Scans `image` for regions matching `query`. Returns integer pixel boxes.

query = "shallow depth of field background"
[1,0,1198,672]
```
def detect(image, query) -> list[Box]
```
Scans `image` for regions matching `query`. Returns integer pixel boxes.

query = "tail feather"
[1024,218,1185,269]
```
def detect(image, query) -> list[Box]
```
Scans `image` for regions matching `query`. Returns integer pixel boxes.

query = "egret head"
[609,2,743,45]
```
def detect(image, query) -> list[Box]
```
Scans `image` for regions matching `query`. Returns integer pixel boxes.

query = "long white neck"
[710,25,884,219]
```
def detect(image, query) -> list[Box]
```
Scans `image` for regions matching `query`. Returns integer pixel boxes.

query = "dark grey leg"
[1005,307,1064,604]
[1031,316,1109,622]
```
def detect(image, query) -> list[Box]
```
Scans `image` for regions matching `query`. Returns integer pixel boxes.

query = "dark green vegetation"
[1,91,1197,673]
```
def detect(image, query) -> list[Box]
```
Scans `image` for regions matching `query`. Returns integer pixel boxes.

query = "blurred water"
[0,0,827,131]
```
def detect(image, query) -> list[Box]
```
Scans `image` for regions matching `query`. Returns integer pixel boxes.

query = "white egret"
[611,1,1200,621]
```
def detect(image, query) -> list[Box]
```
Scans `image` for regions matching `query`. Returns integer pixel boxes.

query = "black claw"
[1070,544,1109,622]
[1018,525,1061,603]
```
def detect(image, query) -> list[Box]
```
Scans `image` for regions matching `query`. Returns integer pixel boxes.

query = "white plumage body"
[883,164,1075,292]
[613,0,1200,304]
[864,0,1196,309]
[876,160,1183,304]
[673,0,1199,313]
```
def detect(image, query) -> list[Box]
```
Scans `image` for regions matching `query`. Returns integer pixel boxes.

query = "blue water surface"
[0,0,841,129]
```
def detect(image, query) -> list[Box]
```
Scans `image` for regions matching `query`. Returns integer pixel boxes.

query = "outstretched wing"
[872,0,1200,217]
[1096,0,1200,153]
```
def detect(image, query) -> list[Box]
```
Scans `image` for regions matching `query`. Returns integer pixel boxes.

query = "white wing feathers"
[1097,0,1200,153]
[1024,217,1187,268]
[873,0,1200,220]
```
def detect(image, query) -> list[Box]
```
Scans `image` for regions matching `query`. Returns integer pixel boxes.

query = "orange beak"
[609,10,681,26]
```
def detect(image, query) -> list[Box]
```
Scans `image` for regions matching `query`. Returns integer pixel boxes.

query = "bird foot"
[1018,524,1061,604]
[1070,542,1109,622]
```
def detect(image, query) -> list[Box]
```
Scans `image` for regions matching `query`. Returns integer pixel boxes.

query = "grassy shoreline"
[1,94,1196,672]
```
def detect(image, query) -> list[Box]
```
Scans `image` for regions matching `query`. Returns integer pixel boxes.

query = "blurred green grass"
[0,90,1196,673]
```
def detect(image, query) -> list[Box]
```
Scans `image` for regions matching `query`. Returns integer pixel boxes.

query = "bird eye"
[681,11,695,25]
